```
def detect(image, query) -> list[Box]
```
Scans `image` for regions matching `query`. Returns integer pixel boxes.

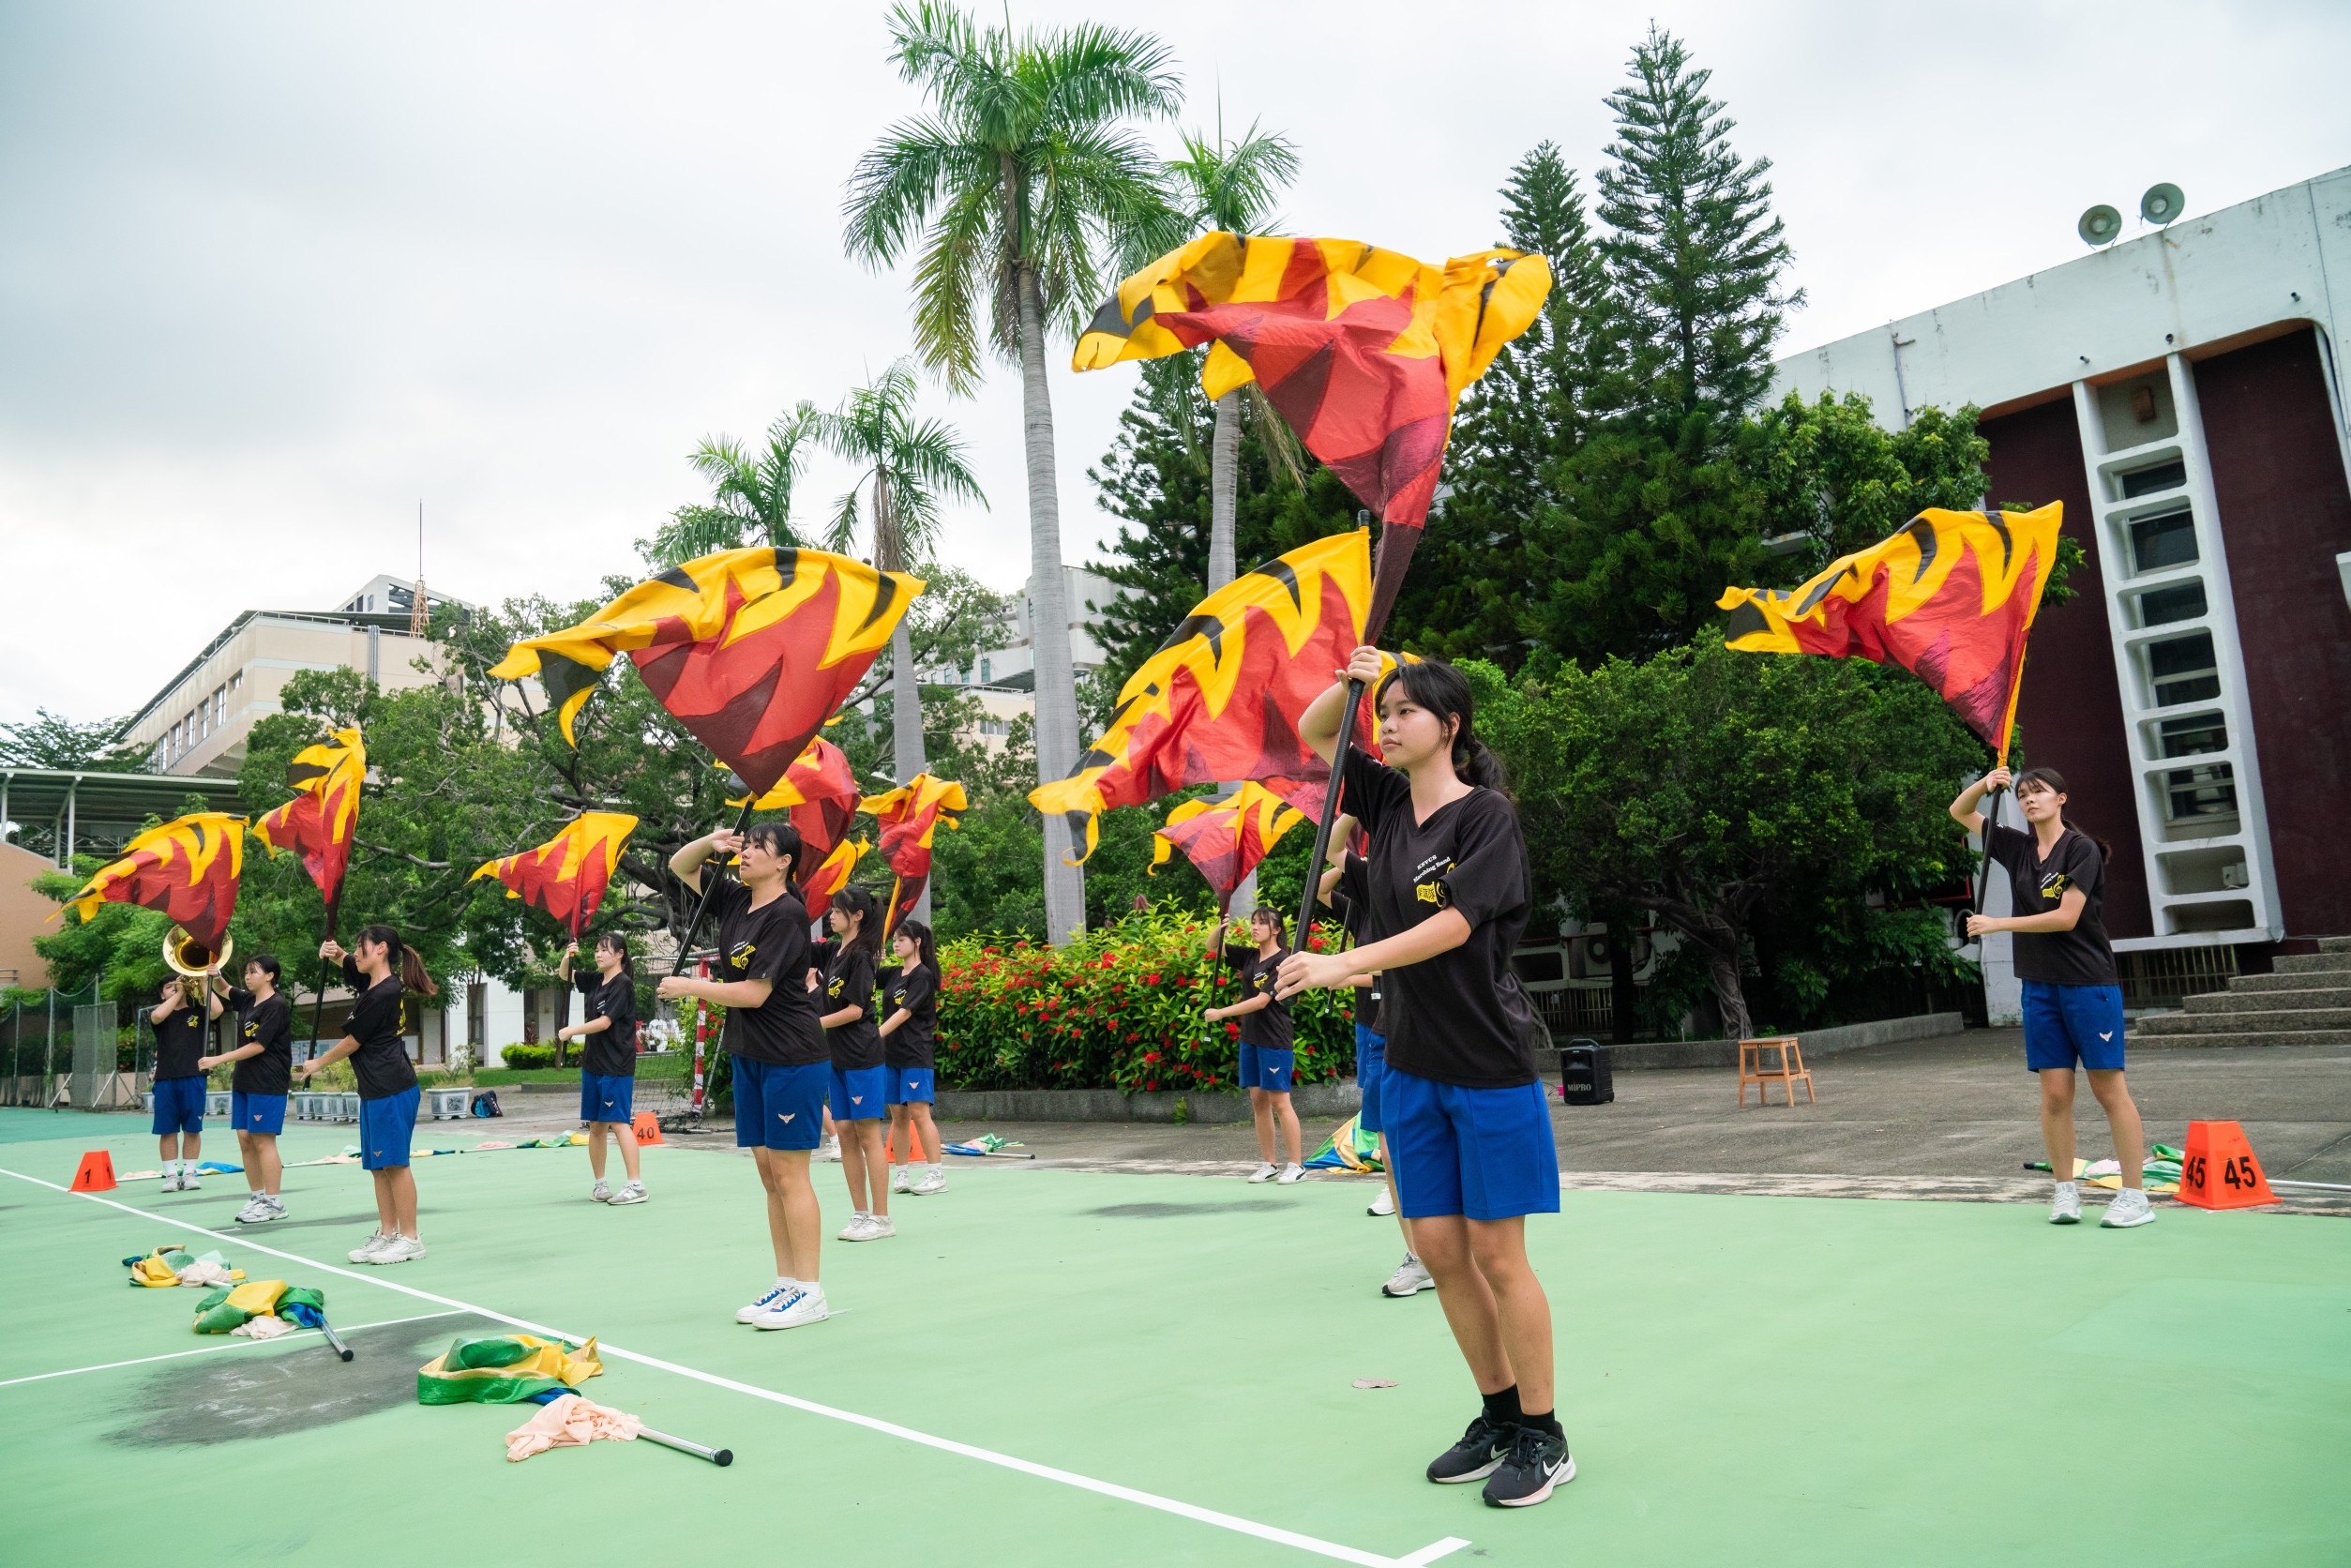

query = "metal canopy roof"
[0,768,247,863]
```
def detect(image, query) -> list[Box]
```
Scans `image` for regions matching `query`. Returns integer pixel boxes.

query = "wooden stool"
[1738,1036,1815,1107]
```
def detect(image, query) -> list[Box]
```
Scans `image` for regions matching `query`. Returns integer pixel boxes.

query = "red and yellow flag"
[1149,783,1307,913]
[1717,505,2064,761]
[251,727,364,914]
[799,834,868,924]
[1075,234,1550,527]
[470,812,639,938]
[860,774,966,937]
[727,737,862,859]
[66,813,243,951]
[1030,531,1384,862]
[488,548,922,796]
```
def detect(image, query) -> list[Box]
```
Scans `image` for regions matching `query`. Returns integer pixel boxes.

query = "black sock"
[1481,1385,1522,1428]
[1520,1409,1564,1439]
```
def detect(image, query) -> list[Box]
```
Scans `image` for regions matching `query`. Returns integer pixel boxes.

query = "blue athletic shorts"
[150,1076,205,1136]
[231,1092,285,1137]
[580,1071,635,1124]
[2022,980,2126,1072]
[359,1086,420,1170]
[731,1057,825,1151]
[1354,1025,1388,1134]
[1385,1064,1560,1222]
[885,1067,935,1106]
[1239,1042,1295,1093]
[829,1063,888,1121]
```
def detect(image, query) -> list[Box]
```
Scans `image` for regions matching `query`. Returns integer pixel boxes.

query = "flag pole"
[671,800,757,978]
[306,895,340,1064]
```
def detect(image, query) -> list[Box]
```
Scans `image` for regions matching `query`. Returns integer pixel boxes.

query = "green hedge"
[936,904,1353,1093]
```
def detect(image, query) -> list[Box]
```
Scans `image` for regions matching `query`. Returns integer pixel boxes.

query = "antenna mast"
[410,500,430,638]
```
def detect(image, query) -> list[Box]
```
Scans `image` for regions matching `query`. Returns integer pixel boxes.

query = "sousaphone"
[163,926,233,982]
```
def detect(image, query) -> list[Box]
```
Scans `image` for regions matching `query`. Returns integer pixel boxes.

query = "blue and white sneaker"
[751,1284,829,1331]
[736,1281,796,1324]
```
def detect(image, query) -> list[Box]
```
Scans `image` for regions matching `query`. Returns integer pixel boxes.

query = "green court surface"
[3,1113,2347,1566]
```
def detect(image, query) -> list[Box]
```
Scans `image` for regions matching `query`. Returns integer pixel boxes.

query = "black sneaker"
[1481,1423,1574,1508]
[1425,1413,1514,1484]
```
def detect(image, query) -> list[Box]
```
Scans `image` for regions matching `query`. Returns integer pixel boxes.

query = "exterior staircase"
[2134,937,2351,1048]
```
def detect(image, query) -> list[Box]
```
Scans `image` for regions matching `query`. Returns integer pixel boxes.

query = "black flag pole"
[306,894,340,1063]
[671,799,758,978]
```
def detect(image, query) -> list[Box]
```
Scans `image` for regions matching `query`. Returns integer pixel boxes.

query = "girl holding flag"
[559,933,645,1206]
[819,885,892,1240]
[198,955,293,1223]
[302,926,438,1265]
[1207,907,1304,1184]
[1279,647,1571,1510]
[881,918,946,1197]
[662,822,832,1330]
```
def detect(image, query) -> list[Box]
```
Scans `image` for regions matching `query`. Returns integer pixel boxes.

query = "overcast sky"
[4,1,2346,727]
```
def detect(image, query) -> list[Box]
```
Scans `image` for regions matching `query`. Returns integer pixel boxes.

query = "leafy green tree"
[638,406,821,568]
[814,359,987,801]
[1481,641,1983,1040]
[1752,394,1992,579]
[0,709,145,771]
[844,0,1183,942]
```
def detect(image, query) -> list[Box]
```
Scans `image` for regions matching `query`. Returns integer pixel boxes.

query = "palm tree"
[815,359,987,822]
[843,0,1181,943]
[1163,117,1301,593]
[640,406,820,568]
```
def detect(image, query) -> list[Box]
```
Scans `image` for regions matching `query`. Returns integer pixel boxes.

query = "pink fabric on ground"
[231,1314,296,1339]
[504,1394,643,1461]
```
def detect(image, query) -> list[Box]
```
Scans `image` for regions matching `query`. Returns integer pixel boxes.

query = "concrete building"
[1773,165,2351,1017]
[926,565,1119,751]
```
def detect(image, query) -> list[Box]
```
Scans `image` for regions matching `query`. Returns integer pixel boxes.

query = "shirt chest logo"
[827,976,845,1001]
[730,941,756,972]
[2039,872,2072,903]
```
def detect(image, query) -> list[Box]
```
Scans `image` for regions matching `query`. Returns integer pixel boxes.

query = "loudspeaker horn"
[2077,204,2123,247]
[2140,183,2185,226]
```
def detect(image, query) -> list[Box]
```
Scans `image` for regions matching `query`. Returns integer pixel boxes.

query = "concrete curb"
[936,1082,1362,1124]
[1581,1012,1967,1071]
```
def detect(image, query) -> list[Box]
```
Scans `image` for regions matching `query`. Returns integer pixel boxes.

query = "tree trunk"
[1015,262,1087,943]
[1703,936,1754,1043]
[1608,923,1636,1045]
[1208,388,1255,916]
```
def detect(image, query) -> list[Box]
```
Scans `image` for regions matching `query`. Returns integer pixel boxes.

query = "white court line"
[1,1166,1469,1568]
[0,1311,467,1389]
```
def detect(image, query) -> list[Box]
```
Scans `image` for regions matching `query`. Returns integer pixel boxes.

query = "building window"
[195,707,207,742]
[980,718,1008,737]
[2157,714,2226,759]
[2132,580,2207,627]
[2127,505,2198,574]
[979,656,992,683]
[2146,632,2221,709]
[2163,761,2238,825]
[2117,459,2186,500]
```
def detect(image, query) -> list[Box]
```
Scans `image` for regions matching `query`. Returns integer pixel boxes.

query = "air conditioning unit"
[1569,925,1651,981]
[2220,863,2249,890]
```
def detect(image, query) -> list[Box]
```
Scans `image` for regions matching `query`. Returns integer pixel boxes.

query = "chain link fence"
[4,985,148,1109]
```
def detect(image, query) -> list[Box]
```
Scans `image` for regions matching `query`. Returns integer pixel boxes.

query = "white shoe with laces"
[253,1195,286,1223]
[1368,1186,1396,1216]
[866,1214,896,1238]
[2049,1182,2083,1225]
[349,1229,395,1262]
[590,1180,612,1203]
[372,1234,427,1265]
[233,1195,267,1224]
[838,1214,879,1242]
[2100,1187,2156,1228]
[891,1165,912,1195]
[1247,1162,1278,1184]
[180,1169,201,1190]
[1276,1162,1305,1184]
[737,1281,796,1323]
[751,1284,829,1331]
[1382,1253,1435,1298]
[609,1180,647,1205]
[912,1166,947,1196]
[815,1138,842,1163]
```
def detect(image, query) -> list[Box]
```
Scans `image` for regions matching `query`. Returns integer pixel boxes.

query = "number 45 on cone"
[2176,1120,2278,1209]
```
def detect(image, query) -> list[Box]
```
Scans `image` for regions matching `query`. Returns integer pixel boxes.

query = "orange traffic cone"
[630,1110,664,1147]
[69,1151,117,1193]
[2177,1120,2277,1209]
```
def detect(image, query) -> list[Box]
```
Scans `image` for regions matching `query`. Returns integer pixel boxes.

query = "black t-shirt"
[1339,747,1540,1089]
[339,957,417,1100]
[1988,824,2118,987]
[572,969,640,1079]
[1223,942,1294,1051]
[882,963,937,1069]
[153,1000,210,1081]
[710,881,825,1067]
[822,946,883,1071]
[227,987,293,1096]
[1330,853,1384,1035]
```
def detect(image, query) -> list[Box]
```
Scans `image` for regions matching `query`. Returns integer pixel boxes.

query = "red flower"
[1225,1021,1240,1038]
[1143,1051,1161,1063]
[1143,972,1160,986]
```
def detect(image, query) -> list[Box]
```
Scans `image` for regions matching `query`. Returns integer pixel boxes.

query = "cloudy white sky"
[4,1,2346,726]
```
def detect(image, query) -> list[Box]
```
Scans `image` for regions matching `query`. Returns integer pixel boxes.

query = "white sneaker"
[609,1181,647,1205]
[1247,1162,1278,1184]
[349,1229,395,1262]
[372,1234,427,1265]
[737,1281,796,1323]
[891,1165,912,1195]
[161,1170,182,1192]
[912,1167,947,1196]
[751,1285,829,1331]
[590,1180,612,1203]
[1382,1253,1435,1298]
[2049,1182,2082,1225]
[1368,1186,1396,1216]
[815,1138,842,1163]
[233,1196,267,1224]
[865,1214,896,1238]
[2100,1187,2156,1229]
[838,1214,878,1242]
[254,1196,286,1223]
[1276,1163,1306,1184]
[180,1169,201,1190]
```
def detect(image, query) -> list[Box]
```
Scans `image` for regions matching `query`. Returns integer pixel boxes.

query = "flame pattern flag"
[251,727,364,913]
[471,813,640,938]
[67,813,244,950]
[728,737,862,859]
[488,548,922,796]
[1150,783,1307,913]
[1716,504,2065,759]
[1029,531,1379,862]
[799,835,867,924]
[1074,234,1550,527]
[860,774,966,937]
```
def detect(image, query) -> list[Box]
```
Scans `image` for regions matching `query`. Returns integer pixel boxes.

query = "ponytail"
[1374,658,1510,795]
[355,923,439,998]
[896,917,941,983]
[830,885,883,961]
